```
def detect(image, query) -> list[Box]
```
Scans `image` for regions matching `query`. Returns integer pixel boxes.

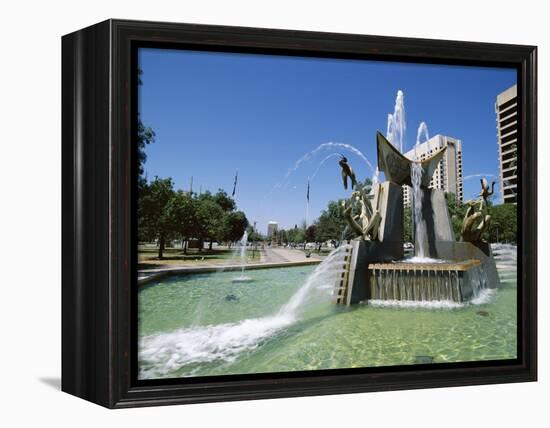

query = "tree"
[136,69,155,190]
[138,177,175,258]
[137,121,155,179]
[287,224,305,246]
[220,211,249,247]
[197,189,236,212]
[356,177,373,194]
[213,189,237,212]
[403,206,412,243]
[305,224,317,242]
[195,199,225,250]
[315,200,347,244]
[246,224,263,243]
[484,203,517,244]
[164,191,197,254]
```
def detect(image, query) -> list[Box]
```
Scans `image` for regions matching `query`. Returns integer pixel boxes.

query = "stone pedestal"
[431,241,501,289]
[413,188,454,258]
[346,181,404,305]
[374,181,405,243]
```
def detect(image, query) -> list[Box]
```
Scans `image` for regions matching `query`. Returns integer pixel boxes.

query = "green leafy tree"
[164,191,197,254]
[138,177,175,258]
[287,224,305,246]
[197,189,237,212]
[220,211,249,247]
[484,203,517,244]
[403,205,413,243]
[315,200,347,244]
[137,121,155,179]
[246,224,263,243]
[195,199,225,250]
[305,224,317,243]
[213,190,237,212]
[136,69,155,190]
[278,229,289,245]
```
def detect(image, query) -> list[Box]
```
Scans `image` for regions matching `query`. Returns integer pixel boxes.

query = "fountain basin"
[368,260,488,303]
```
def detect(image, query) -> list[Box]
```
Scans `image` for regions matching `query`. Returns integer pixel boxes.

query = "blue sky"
[138,48,516,234]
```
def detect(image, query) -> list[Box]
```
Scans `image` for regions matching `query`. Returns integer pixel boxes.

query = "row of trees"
[274,189,517,250]
[275,200,349,249]
[404,193,517,244]
[138,178,249,258]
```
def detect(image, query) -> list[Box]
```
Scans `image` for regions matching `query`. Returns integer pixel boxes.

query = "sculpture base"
[368,259,488,302]
[341,240,500,306]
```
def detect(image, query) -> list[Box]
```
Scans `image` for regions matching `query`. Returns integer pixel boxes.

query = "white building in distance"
[403,135,464,207]
[267,221,278,241]
[495,84,518,204]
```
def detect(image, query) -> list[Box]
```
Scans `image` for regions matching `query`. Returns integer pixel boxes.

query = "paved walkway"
[138,247,323,285]
[263,247,322,263]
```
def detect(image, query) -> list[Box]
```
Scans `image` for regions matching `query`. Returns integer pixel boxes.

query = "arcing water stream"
[416,121,430,150]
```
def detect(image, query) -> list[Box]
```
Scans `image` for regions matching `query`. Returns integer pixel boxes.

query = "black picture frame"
[62,19,537,408]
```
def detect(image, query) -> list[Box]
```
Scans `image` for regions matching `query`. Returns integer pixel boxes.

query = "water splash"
[232,231,251,282]
[368,264,496,309]
[491,243,517,277]
[386,90,406,153]
[411,162,427,258]
[138,245,351,379]
[402,256,446,264]
[369,299,463,309]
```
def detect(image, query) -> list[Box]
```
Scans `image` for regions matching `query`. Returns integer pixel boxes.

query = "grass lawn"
[138,246,261,269]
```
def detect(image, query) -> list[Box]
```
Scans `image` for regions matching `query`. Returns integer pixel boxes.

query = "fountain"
[386,90,406,153]
[232,231,253,282]
[334,131,501,305]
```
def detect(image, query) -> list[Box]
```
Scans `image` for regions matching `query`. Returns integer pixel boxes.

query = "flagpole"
[306,178,310,228]
[232,170,238,199]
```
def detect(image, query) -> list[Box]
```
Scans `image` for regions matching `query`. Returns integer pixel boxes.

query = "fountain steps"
[334,247,353,305]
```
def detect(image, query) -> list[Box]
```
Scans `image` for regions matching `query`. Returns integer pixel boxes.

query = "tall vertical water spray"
[232,230,252,282]
[386,90,406,153]
[411,162,427,258]
[411,121,431,259]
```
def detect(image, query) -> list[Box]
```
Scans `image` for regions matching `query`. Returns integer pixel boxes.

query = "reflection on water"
[138,244,517,380]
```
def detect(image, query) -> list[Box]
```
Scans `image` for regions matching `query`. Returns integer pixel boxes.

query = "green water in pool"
[138,245,517,379]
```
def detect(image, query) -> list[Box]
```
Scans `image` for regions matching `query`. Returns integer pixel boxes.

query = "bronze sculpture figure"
[461,177,494,243]
[338,155,357,190]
